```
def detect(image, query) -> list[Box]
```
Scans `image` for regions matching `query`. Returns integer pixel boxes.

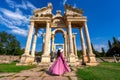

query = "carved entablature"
[51,18,66,28]
[51,10,66,28]
[34,3,53,17]
[64,4,83,17]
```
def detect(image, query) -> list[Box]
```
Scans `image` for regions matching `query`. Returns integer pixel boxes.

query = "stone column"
[66,34,69,62]
[41,21,51,62]
[68,22,75,62]
[20,21,34,64]
[73,33,78,60]
[64,34,67,58]
[24,21,34,55]
[48,27,51,54]
[67,31,69,58]
[80,27,88,63]
[31,28,38,57]
[51,34,55,53]
[84,22,97,63]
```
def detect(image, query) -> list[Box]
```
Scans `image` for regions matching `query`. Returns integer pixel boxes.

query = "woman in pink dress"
[49,48,71,76]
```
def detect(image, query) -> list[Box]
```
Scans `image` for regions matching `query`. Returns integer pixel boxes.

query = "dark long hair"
[57,50,61,58]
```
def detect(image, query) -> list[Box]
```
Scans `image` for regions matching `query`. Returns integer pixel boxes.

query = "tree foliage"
[77,50,82,59]
[78,37,120,57]
[108,40,112,49]
[101,47,106,57]
[0,31,23,55]
[106,37,120,57]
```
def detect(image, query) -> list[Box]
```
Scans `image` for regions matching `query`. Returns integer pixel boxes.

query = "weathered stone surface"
[70,77,78,80]
[42,72,51,77]
[0,66,78,80]
[64,71,76,76]
[0,77,12,80]
[29,68,41,72]
[14,71,42,77]
[25,77,43,80]
[12,77,26,80]
[0,73,15,77]
[43,76,69,80]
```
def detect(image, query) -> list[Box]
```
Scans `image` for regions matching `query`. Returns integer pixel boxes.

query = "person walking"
[49,48,70,76]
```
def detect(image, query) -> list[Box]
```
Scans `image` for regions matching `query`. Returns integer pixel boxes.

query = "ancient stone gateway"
[20,3,98,66]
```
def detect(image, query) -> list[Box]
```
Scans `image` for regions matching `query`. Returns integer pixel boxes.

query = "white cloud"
[77,46,82,50]
[5,0,36,11]
[6,0,15,8]
[93,44,108,52]
[118,37,120,41]
[0,0,37,37]
[37,29,44,38]
[26,1,36,10]
[0,8,30,26]
[77,43,108,52]
[0,14,28,36]
[10,26,28,36]
[63,0,67,5]
[0,14,13,26]
[0,8,29,36]
[17,0,27,9]
[0,8,26,20]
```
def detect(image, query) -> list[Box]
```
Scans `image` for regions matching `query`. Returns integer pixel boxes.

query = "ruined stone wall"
[0,55,20,63]
[96,57,120,62]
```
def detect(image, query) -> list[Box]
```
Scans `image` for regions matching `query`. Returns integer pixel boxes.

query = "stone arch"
[51,28,68,60]
[52,28,66,36]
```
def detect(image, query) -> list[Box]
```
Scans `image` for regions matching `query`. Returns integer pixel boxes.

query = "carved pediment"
[34,3,52,17]
[65,4,83,17]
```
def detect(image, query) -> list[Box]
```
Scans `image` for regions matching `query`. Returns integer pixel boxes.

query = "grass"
[0,62,36,73]
[76,62,120,80]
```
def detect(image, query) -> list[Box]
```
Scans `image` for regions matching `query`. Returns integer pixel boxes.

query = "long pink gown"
[49,52,71,75]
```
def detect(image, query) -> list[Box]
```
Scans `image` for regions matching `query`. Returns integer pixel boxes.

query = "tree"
[113,36,119,44]
[106,44,120,57]
[0,31,23,55]
[101,47,106,57]
[106,37,120,57]
[108,40,112,49]
[77,50,82,59]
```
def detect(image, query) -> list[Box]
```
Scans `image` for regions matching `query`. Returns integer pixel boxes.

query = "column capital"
[46,21,51,24]
[51,33,55,37]
[72,33,77,38]
[68,21,71,25]
[83,21,87,27]
[30,21,34,25]
[83,21,87,23]
[51,34,55,41]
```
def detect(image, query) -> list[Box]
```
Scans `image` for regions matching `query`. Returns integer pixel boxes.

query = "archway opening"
[54,32,64,51]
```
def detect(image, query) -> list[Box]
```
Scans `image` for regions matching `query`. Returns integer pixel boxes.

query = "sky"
[0,0,120,52]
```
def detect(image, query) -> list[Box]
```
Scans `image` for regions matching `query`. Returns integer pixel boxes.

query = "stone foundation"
[86,62,99,66]
[41,55,50,63]
[20,55,35,64]
[86,54,99,66]
[89,54,97,63]
[69,54,76,63]
[83,55,88,63]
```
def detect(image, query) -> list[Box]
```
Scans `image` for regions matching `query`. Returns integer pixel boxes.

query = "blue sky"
[0,0,120,52]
